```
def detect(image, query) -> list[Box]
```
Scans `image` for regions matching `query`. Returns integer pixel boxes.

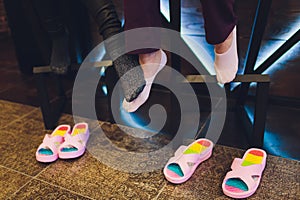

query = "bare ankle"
[139,50,162,78]
[215,31,233,54]
[139,50,160,65]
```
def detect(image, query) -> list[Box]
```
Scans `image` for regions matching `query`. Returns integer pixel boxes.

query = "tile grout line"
[33,177,95,200]
[32,161,95,199]
[0,164,34,179]
[0,156,93,198]
[32,163,53,178]
[7,179,33,198]
[7,176,35,198]
[153,181,168,200]
[0,99,37,110]
[6,163,52,198]
[1,106,39,129]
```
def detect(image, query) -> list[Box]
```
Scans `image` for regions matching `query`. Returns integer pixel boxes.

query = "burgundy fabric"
[200,0,237,44]
[123,0,237,54]
[123,0,161,54]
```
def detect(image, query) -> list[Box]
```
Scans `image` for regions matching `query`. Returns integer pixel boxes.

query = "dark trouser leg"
[81,0,121,39]
[82,0,145,102]
[34,0,64,34]
[34,0,70,74]
[200,0,237,45]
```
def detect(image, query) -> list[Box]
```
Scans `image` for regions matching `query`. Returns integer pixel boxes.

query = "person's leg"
[122,0,167,112]
[81,0,120,40]
[124,0,164,79]
[34,0,70,74]
[200,0,238,83]
[81,0,145,102]
[124,0,161,55]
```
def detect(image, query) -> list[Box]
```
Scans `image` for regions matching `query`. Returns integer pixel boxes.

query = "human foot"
[113,54,146,102]
[139,50,164,79]
[214,26,238,84]
[122,49,167,112]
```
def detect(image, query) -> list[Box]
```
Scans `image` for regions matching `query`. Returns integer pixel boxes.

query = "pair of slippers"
[36,123,89,163]
[163,138,267,199]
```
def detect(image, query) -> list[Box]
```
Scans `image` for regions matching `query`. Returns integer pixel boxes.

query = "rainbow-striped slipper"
[36,125,71,163]
[58,122,89,159]
[163,138,213,184]
[222,148,267,199]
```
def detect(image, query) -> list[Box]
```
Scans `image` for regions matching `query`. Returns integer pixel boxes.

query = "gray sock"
[113,54,145,102]
[103,31,146,102]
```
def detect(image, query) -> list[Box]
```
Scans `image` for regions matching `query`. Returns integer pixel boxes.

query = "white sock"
[122,50,167,112]
[214,26,238,84]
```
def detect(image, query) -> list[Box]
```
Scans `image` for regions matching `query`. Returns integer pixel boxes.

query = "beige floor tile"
[0,129,49,176]
[37,152,167,199]
[0,100,36,128]
[0,166,32,199]
[8,179,91,200]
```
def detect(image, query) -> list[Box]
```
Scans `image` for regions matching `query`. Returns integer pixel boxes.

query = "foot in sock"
[50,32,71,75]
[122,49,167,112]
[214,26,238,84]
[139,50,164,79]
[113,54,146,102]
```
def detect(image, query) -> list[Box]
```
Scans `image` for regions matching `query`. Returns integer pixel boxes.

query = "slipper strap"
[231,158,243,170]
[172,153,203,176]
[237,162,265,175]
[38,134,64,155]
[60,132,88,150]
[225,163,265,191]
[167,139,212,176]
[166,145,188,164]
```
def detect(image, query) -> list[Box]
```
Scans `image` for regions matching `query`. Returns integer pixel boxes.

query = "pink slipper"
[222,148,267,199]
[163,138,213,184]
[36,125,71,163]
[58,122,89,159]
[122,49,167,112]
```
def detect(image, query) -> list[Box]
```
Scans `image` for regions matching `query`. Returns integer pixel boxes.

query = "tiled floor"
[0,0,300,199]
[0,100,299,199]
